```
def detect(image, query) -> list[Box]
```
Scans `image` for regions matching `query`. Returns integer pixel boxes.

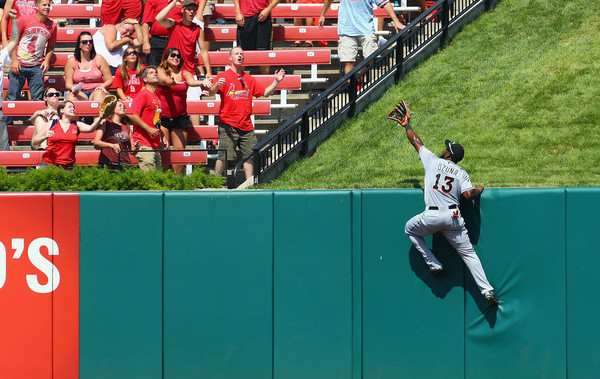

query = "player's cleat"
[484,291,499,306]
[431,267,444,276]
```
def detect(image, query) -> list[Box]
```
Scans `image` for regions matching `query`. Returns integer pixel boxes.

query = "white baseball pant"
[405,207,494,295]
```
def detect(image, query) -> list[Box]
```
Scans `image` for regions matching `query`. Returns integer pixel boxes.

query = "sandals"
[301,41,314,47]
[291,42,301,47]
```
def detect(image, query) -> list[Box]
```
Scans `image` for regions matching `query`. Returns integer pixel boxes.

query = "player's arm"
[399,113,423,152]
[462,185,484,200]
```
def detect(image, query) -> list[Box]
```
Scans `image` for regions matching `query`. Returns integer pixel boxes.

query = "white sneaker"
[378,36,388,48]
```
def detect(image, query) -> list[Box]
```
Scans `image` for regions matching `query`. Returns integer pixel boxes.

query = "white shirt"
[93,27,127,68]
[419,146,474,207]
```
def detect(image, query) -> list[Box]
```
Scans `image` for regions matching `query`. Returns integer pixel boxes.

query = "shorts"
[161,114,192,130]
[237,14,273,50]
[202,0,215,17]
[134,145,162,171]
[217,123,257,161]
[338,34,378,62]
[186,75,203,101]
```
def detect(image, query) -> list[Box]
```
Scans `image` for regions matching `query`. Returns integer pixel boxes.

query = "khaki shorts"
[202,0,215,17]
[338,34,378,62]
[217,123,257,161]
[134,145,162,171]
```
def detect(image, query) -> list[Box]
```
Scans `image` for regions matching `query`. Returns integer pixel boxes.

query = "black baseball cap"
[445,139,464,162]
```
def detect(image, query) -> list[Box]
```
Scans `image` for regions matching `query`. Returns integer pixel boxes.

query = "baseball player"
[390,101,498,306]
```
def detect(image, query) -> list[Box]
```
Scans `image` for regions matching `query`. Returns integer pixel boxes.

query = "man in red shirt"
[141,0,182,67]
[7,0,56,102]
[129,66,165,171]
[156,0,212,78]
[209,46,284,181]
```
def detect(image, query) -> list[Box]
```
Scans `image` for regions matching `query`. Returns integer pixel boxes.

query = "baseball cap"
[445,139,464,162]
[181,0,198,7]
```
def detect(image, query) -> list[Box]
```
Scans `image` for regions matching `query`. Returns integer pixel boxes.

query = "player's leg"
[405,212,444,272]
[442,218,494,295]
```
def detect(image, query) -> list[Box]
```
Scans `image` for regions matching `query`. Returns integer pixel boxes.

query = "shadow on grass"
[408,199,497,327]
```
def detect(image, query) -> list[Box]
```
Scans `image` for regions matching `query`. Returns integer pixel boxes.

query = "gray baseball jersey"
[419,146,474,207]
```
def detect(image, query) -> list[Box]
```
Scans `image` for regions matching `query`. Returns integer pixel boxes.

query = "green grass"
[262,0,600,189]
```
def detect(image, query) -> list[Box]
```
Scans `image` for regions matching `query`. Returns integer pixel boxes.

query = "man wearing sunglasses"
[209,46,284,182]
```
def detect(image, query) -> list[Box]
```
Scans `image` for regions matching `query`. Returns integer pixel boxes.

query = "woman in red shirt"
[113,47,146,101]
[32,101,106,169]
[156,47,211,174]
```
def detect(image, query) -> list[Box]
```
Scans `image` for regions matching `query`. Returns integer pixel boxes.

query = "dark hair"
[57,101,74,118]
[43,87,58,105]
[74,31,96,62]
[141,65,158,82]
[159,47,183,76]
[120,48,143,81]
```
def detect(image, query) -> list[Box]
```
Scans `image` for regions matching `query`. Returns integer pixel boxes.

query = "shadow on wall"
[408,198,498,327]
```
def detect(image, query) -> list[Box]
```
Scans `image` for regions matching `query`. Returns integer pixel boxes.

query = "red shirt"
[240,0,270,17]
[166,20,201,73]
[42,120,78,166]
[98,120,132,165]
[130,88,162,149]
[113,65,146,99]
[143,0,183,37]
[17,14,57,67]
[156,79,188,118]
[216,69,265,131]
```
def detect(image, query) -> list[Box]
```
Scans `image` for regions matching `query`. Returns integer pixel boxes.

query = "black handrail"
[233,0,496,187]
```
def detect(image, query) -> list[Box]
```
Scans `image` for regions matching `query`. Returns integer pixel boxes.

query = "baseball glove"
[99,95,118,119]
[387,100,412,125]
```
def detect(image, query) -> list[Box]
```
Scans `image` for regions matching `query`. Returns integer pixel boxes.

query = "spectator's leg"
[28,66,45,101]
[0,110,10,150]
[148,37,168,67]
[7,70,24,101]
[338,35,358,75]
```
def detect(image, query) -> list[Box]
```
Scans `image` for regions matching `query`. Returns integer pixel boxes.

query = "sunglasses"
[238,75,246,89]
[45,92,61,97]
[169,52,182,59]
[125,50,138,56]
[80,40,93,45]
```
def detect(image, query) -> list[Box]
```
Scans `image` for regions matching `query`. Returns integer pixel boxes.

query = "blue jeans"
[8,65,44,101]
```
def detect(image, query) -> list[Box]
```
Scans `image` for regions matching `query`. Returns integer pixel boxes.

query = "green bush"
[0,166,224,191]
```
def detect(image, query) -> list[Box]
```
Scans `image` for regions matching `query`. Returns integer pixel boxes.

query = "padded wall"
[273,191,353,379]
[163,191,273,379]
[465,188,567,378]
[79,193,163,379]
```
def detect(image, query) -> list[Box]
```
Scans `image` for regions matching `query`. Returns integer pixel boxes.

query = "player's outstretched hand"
[386,100,411,127]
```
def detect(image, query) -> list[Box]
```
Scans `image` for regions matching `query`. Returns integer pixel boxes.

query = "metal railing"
[233,0,499,186]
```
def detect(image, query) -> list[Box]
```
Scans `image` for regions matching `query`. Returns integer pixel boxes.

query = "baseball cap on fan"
[181,0,197,7]
[445,139,464,162]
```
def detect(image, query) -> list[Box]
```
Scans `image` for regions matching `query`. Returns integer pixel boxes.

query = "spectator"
[93,100,133,169]
[209,46,284,181]
[7,0,56,103]
[32,101,106,169]
[64,31,113,102]
[0,8,19,150]
[101,0,142,25]
[156,47,211,175]
[232,0,279,74]
[93,19,143,75]
[0,0,35,48]
[30,86,60,150]
[156,0,212,79]
[319,0,404,74]
[128,66,165,171]
[113,47,146,101]
[141,0,182,67]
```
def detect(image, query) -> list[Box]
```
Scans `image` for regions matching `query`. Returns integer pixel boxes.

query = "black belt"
[428,204,457,210]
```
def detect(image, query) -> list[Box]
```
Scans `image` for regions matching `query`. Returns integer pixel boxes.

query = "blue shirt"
[338,0,390,36]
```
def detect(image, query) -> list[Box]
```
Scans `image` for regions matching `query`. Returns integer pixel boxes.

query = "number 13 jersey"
[418,145,474,208]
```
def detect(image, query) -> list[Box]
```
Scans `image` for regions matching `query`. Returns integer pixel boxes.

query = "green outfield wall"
[1,188,597,378]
